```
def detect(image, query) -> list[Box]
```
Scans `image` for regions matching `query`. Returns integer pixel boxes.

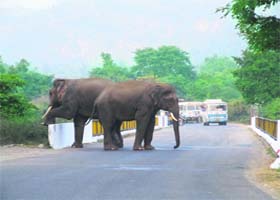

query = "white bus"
[179,101,202,123]
[201,99,228,126]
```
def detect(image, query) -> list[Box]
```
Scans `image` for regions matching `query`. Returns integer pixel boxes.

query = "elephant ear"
[149,85,164,106]
[53,79,67,101]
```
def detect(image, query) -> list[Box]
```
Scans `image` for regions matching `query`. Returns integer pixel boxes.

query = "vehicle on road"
[179,101,202,123]
[201,99,228,126]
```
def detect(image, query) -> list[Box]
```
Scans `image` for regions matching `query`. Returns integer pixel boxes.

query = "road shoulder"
[245,127,280,200]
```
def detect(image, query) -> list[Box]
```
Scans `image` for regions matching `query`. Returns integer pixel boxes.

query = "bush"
[0,113,48,145]
[228,99,250,124]
[261,98,280,120]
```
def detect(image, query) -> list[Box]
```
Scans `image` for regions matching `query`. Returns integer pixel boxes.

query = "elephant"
[93,80,180,151]
[42,78,123,148]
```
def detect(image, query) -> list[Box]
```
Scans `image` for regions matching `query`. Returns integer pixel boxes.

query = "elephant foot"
[104,144,119,151]
[133,145,145,151]
[115,143,123,148]
[144,145,155,150]
[71,142,83,148]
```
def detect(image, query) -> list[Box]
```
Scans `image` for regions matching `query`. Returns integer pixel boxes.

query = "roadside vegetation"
[1,0,279,145]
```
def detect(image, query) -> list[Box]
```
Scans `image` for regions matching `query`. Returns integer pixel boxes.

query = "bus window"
[216,105,227,111]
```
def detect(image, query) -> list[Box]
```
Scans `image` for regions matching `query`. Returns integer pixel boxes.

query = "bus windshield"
[209,104,227,111]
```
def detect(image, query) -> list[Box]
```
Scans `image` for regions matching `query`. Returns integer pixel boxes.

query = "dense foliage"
[132,46,195,80]
[219,0,280,120]
[0,74,34,118]
[233,50,280,105]
[1,58,53,100]
[89,53,131,82]
[192,56,242,102]
[261,98,280,120]
[133,46,196,98]
[218,0,280,52]
[0,58,50,145]
[227,99,250,123]
[89,46,196,98]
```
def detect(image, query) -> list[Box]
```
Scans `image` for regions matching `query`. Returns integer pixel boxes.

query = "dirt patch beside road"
[246,128,280,200]
[0,145,57,162]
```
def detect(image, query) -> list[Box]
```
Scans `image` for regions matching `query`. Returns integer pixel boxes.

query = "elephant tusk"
[170,112,178,122]
[42,106,52,119]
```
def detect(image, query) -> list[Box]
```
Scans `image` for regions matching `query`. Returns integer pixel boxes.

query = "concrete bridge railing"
[251,117,280,169]
[48,115,170,150]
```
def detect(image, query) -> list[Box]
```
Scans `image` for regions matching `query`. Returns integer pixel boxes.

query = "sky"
[0,0,277,78]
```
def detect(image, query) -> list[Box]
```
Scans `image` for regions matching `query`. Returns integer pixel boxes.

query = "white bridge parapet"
[251,117,280,169]
[48,116,167,150]
[48,122,95,149]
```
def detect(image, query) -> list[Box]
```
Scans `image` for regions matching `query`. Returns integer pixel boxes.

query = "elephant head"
[150,84,180,149]
[42,79,68,119]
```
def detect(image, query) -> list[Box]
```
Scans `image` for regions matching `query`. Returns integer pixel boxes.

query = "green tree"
[192,56,242,102]
[233,50,280,105]
[198,55,239,74]
[132,46,196,98]
[218,0,280,52]
[133,46,195,79]
[4,59,53,100]
[0,58,50,145]
[0,74,34,118]
[89,53,131,81]
[261,98,280,120]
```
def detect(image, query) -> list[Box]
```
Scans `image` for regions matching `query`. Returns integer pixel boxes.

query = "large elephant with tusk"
[94,80,180,150]
[42,78,117,148]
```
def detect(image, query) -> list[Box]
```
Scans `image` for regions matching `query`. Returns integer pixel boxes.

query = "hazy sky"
[1,0,274,78]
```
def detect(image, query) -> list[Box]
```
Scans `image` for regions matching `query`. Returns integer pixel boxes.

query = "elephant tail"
[85,103,98,125]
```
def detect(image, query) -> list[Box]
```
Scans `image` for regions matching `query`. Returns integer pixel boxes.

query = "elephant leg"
[103,119,119,151]
[144,116,156,150]
[72,115,88,148]
[133,116,151,151]
[112,120,123,148]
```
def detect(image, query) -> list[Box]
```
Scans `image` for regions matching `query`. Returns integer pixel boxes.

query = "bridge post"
[251,116,256,129]
[277,120,280,142]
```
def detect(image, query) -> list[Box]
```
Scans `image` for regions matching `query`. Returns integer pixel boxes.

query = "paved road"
[1,123,274,200]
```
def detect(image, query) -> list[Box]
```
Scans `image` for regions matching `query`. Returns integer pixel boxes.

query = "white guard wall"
[48,115,167,150]
[251,117,280,169]
[48,121,98,150]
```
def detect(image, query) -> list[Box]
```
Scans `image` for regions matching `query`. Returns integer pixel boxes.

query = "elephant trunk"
[170,107,180,149]
[172,118,180,149]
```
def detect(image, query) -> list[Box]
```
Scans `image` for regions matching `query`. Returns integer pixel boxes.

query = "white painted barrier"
[48,122,97,149]
[48,119,163,150]
[251,117,280,169]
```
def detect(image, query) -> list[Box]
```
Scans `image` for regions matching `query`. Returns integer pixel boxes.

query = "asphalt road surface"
[1,123,275,200]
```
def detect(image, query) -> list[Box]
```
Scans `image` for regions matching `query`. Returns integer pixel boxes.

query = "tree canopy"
[191,56,242,102]
[89,53,131,82]
[218,0,280,52]
[132,46,195,80]
[131,46,196,98]
[233,50,280,105]
[1,58,53,100]
[0,74,34,118]
[218,0,280,119]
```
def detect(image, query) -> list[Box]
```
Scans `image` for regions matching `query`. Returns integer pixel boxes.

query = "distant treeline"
[0,45,279,145]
